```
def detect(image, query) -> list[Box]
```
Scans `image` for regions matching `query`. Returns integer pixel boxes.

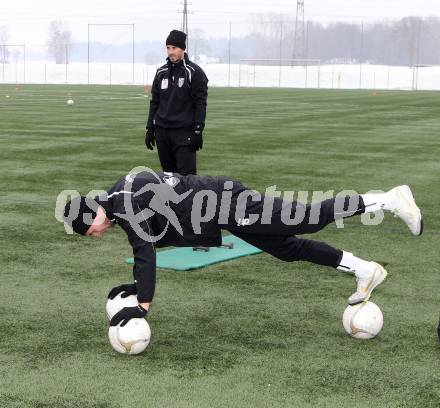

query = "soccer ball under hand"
[106,292,139,320]
[108,318,151,354]
[342,301,383,339]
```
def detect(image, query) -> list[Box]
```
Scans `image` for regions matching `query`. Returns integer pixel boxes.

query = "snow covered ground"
[1,61,439,90]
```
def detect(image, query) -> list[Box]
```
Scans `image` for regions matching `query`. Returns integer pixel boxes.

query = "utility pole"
[181,0,188,34]
[179,0,191,53]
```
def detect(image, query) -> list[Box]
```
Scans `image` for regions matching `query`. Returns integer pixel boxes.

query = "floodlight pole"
[132,24,135,83]
[87,24,90,85]
[228,22,231,87]
[1,46,4,82]
[359,22,364,89]
[23,45,26,83]
[65,44,68,84]
[279,20,283,87]
[416,20,422,67]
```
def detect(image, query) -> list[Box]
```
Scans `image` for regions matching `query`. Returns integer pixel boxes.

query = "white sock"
[337,251,373,279]
[361,191,395,213]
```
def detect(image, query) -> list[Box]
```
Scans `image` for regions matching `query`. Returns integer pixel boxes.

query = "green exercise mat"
[125,234,262,271]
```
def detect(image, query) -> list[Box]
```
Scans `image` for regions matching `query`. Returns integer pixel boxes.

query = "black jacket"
[101,170,225,303]
[146,53,208,129]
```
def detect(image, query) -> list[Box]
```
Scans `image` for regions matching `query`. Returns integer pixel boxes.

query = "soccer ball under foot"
[342,301,383,339]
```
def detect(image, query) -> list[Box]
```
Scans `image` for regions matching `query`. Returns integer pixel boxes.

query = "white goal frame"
[238,58,321,88]
[411,64,439,91]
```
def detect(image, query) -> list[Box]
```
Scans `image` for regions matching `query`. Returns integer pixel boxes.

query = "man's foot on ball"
[348,262,388,305]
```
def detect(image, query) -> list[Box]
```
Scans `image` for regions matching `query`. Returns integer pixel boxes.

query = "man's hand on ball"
[110,305,148,327]
[108,283,137,299]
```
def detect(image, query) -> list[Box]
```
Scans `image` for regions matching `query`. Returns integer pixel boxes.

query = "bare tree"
[248,13,296,60]
[0,26,10,63]
[47,20,73,64]
[211,16,440,66]
[189,29,210,63]
[392,17,423,66]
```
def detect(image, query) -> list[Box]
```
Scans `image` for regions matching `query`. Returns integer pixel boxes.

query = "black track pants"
[219,180,365,268]
[155,126,197,175]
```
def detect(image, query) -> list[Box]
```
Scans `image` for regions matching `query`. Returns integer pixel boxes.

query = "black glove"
[110,305,148,327]
[108,283,137,300]
[145,128,155,150]
[189,124,203,151]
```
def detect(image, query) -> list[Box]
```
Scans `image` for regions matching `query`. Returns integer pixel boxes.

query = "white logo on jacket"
[237,218,251,226]
[178,77,185,88]
[163,175,179,187]
[161,78,168,89]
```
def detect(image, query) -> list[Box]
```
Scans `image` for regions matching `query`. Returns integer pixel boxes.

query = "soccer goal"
[238,58,321,88]
[412,64,440,91]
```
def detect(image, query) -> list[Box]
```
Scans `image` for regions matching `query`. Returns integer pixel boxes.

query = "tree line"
[1,16,439,67]
[241,15,440,66]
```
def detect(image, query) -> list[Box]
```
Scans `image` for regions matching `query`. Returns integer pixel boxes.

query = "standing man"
[145,30,209,176]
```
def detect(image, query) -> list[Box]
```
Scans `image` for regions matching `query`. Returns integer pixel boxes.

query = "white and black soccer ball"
[342,301,383,339]
[108,318,151,355]
[106,292,139,320]
[67,99,74,106]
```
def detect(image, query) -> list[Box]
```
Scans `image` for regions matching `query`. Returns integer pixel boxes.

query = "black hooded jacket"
[99,170,229,303]
[146,53,208,129]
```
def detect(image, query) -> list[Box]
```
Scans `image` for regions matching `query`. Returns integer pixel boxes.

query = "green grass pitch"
[0,84,439,407]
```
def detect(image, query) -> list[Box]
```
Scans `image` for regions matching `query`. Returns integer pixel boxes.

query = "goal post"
[238,58,321,88]
[411,64,440,91]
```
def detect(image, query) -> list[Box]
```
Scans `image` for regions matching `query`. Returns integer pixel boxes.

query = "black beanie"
[63,196,100,235]
[166,30,186,50]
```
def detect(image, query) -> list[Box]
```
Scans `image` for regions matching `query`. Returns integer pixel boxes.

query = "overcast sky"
[1,0,439,45]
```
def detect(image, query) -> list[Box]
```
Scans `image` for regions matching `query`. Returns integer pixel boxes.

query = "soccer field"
[1,84,439,407]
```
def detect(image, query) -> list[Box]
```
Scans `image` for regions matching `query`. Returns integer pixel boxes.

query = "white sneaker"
[389,185,423,236]
[348,262,388,305]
